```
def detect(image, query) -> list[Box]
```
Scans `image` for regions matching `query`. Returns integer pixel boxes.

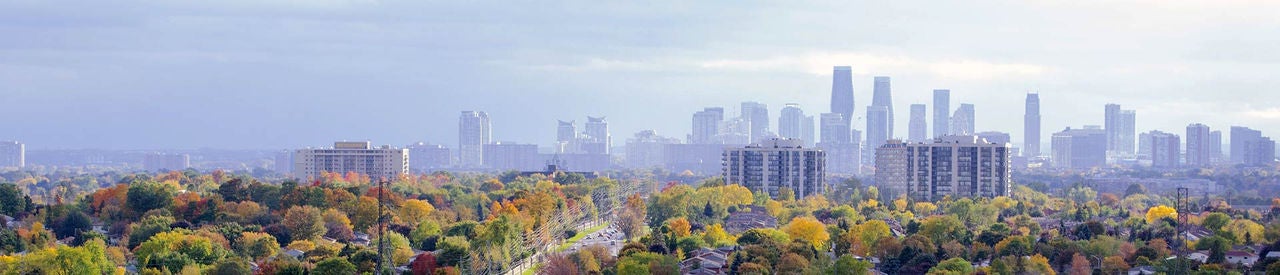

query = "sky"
[2,0,1279,150]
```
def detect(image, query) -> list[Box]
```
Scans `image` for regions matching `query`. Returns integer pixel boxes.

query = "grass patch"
[521,263,542,275]
[554,221,611,252]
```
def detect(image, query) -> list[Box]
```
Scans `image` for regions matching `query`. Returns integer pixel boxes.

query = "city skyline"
[3,1,1280,150]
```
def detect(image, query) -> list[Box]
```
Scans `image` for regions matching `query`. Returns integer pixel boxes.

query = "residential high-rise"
[1209,130,1223,164]
[866,105,890,155]
[875,135,1011,202]
[144,153,190,172]
[294,141,409,180]
[1105,104,1136,156]
[583,116,611,154]
[556,120,577,153]
[1230,126,1262,164]
[779,104,804,140]
[1186,123,1212,167]
[273,150,292,174]
[830,66,855,129]
[908,104,927,142]
[871,77,894,139]
[1052,126,1107,169]
[407,142,452,172]
[459,111,491,167]
[933,90,950,138]
[1138,132,1153,157]
[802,116,815,148]
[1024,93,1041,157]
[483,142,540,171]
[723,138,825,199]
[719,117,752,145]
[691,107,725,144]
[1148,131,1181,168]
[625,130,680,169]
[950,103,975,135]
[0,141,22,168]
[741,102,770,143]
[820,113,858,175]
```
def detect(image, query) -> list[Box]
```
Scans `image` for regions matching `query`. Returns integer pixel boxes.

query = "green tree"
[834,254,873,275]
[1201,212,1230,232]
[928,257,974,275]
[0,183,30,216]
[282,205,325,241]
[312,258,358,275]
[207,257,252,275]
[920,215,968,245]
[128,215,176,249]
[126,181,176,217]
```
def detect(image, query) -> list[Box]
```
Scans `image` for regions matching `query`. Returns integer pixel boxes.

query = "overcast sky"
[3,0,1279,150]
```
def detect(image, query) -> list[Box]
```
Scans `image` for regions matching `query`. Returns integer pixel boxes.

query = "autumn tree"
[667,218,692,238]
[618,194,647,240]
[1068,253,1090,275]
[783,216,830,249]
[1145,205,1177,224]
[399,199,435,226]
[1101,255,1129,274]
[283,205,325,241]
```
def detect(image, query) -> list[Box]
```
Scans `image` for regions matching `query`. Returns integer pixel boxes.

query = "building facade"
[1024,93,1041,157]
[723,138,825,199]
[407,142,452,172]
[875,135,1010,202]
[908,104,927,142]
[741,102,770,143]
[871,76,894,139]
[933,89,950,138]
[583,116,611,154]
[779,104,804,141]
[459,111,491,167]
[626,130,680,169]
[691,107,725,144]
[950,103,975,135]
[830,66,855,130]
[1148,131,1181,168]
[483,142,540,171]
[1052,127,1107,169]
[0,141,22,168]
[1186,123,1212,167]
[1105,104,1136,156]
[294,141,409,181]
[143,153,190,172]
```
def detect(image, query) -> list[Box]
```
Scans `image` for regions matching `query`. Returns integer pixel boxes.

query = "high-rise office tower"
[1024,93,1041,157]
[459,111,491,167]
[1148,131,1181,168]
[779,104,804,140]
[294,141,409,180]
[557,120,577,153]
[876,136,1010,202]
[831,66,855,129]
[1186,123,1212,167]
[1105,104,1137,156]
[802,116,815,147]
[741,102,770,143]
[1052,126,1107,169]
[408,142,452,171]
[866,106,890,153]
[871,77,894,139]
[692,107,725,144]
[908,104,927,142]
[1230,126,1262,164]
[723,138,825,199]
[583,116,611,154]
[933,89,950,138]
[1209,130,1223,164]
[819,113,858,175]
[950,104,975,135]
[0,141,22,168]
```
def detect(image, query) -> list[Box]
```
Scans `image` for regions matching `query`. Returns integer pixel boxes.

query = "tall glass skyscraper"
[933,89,950,138]
[1024,93,1041,157]
[871,77,894,139]
[908,104,927,142]
[830,66,855,130]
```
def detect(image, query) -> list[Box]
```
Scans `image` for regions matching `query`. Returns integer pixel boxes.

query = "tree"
[778,187,795,201]
[1101,255,1129,274]
[702,224,734,247]
[1201,212,1230,232]
[437,236,470,267]
[928,257,973,275]
[1223,219,1265,245]
[667,218,692,238]
[410,253,438,275]
[283,205,325,241]
[543,253,581,275]
[126,181,176,217]
[834,255,873,275]
[0,183,30,216]
[776,253,809,273]
[1125,183,1146,197]
[618,194,647,240]
[919,216,967,245]
[208,257,252,275]
[400,199,435,226]
[312,258,358,275]
[239,232,280,261]
[783,217,830,249]
[1145,205,1177,224]
[1068,253,1090,275]
[128,215,176,249]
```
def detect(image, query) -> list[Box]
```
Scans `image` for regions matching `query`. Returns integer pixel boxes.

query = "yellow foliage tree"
[399,199,435,226]
[784,217,830,249]
[1224,219,1266,244]
[668,217,692,238]
[1145,205,1177,224]
[702,224,735,246]
[913,202,938,215]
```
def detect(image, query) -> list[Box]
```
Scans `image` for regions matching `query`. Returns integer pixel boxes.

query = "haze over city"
[3,1,1279,150]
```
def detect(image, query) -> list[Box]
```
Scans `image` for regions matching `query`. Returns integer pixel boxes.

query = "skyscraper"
[1148,131,1180,168]
[1052,126,1107,169]
[950,103,975,135]
[459,111,491,167]
[557,120,577,153]
[875,136,1010,202]
[723,138,825,199]
[830,66,855,129]
[1209,130,1223,164]
[1024,93,1041,157]
[819,113,858,175]
[1105,104,1137,156]
[908,104,927,142]
[820,113,850,144]
[779,104,804,140]
[583,116,610,154]
[691,107,724,144]
[871,77,894,139]
[1230,126,1262,164]
[1231,126,1275,166]
[866,105,891,157]
[802,115,815,147]
[741,102,770,143]
[0,141,22,168]
[1186,123,1211,167]
[933,89,950,138]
